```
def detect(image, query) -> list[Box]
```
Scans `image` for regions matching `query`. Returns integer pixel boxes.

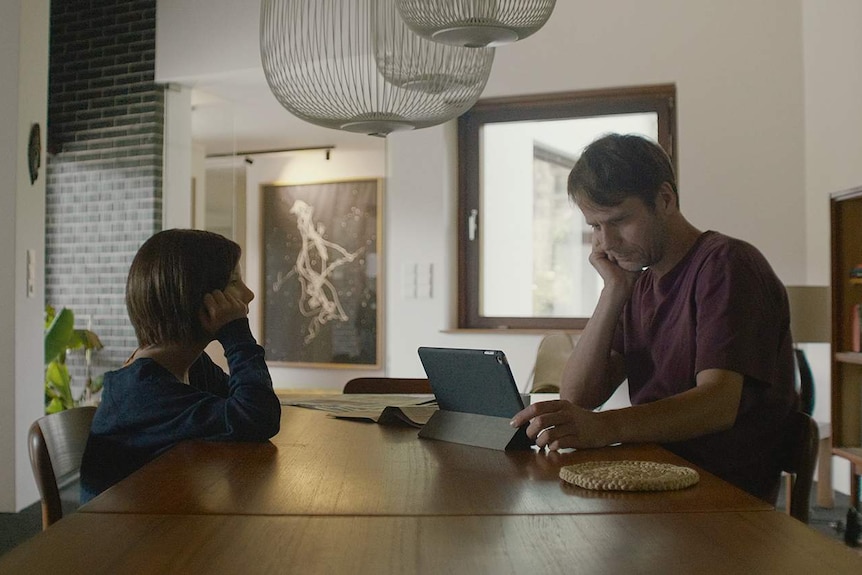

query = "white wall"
[163,85,194,229]
[191,142,207,227]
[203,165,244,239]
[803,0,862,281]
[155,0,259,80]
[0,0,22,514]
[1,0,48,512]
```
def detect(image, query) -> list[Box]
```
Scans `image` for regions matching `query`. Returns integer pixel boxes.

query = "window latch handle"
[468,209,478,241]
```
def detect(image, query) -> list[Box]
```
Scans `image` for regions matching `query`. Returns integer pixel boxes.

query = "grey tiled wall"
[46,0,163,386]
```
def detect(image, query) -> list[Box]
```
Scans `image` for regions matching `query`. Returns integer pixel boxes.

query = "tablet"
[417,347,526,419]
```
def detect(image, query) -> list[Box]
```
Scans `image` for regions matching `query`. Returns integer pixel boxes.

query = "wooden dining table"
[81,404,770,516]
[2,401,861,574]
[2,509,861,574]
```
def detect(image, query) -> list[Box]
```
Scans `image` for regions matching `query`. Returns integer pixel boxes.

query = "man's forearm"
[596,370,744,444]
[561,285,628,407]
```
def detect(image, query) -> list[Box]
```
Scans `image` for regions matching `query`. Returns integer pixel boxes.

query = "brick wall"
[46,0,163,389]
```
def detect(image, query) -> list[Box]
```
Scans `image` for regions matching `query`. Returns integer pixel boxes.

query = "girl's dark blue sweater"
[79,318,281,503]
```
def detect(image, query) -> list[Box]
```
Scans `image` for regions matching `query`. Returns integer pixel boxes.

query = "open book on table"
[280,394,437,428]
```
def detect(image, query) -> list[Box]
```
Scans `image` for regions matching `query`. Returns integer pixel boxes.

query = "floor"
[0,482,79,557]
[0,481,859,558]
[773,483,860,548]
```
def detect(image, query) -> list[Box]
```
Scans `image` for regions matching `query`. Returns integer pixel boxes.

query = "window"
[457,84,676,330]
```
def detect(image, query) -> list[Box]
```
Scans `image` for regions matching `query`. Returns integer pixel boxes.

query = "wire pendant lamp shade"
[260,0,495,136]
[396,0,557,47]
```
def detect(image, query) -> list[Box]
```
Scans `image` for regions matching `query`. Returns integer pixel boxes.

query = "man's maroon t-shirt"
[613,231,798,502]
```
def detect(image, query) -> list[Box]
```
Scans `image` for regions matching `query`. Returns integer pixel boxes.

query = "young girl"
[80,229,281,503]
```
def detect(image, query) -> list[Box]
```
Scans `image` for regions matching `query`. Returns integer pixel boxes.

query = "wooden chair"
[343,377,432,394]
[28,406,97,530]
[528,332,575,393]
[780,411,820,523]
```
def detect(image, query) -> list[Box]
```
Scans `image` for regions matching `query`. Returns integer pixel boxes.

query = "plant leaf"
[44,308,74,365]
[45,360,74,408]
[46,397,65,414]
[44,305,56,329]
[72,329,104,351]
[45,360,70,387]
[87,373,104,395]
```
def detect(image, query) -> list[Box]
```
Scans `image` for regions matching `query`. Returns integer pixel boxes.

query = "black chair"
[28,406,97,529]
[343,377,432,394]
[779,411,820,523]
[789,347,836,511]
[794,348,815,417]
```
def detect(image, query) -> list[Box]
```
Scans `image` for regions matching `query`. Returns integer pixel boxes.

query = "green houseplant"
[44,305,104,413]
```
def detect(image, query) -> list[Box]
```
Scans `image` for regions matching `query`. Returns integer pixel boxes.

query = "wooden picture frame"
[260,178,382,368]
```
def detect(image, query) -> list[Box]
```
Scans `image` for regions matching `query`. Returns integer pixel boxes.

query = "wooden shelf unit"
[830,187,862,508]
[835,352,862,365]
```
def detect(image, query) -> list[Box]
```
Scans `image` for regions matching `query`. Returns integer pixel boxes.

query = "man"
[510,133,798,503]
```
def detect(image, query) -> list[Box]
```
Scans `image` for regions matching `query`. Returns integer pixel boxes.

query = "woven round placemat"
[559,460,700,492]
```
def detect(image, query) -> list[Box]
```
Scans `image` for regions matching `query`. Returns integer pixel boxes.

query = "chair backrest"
[343,377,432,394]
[793,348,815,416]
[28,406,97,530]
[529,332,576,393]
[779,411,819,523]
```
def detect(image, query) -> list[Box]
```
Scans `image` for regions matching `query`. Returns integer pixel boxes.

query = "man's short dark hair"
[567,133,677,209]
[126,229,242,346]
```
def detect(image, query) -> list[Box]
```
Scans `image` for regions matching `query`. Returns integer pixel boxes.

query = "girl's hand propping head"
[199,263,255,338]
[200,289,249,337]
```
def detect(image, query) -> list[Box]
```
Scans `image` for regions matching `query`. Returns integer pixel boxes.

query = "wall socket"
[402,262,433,300]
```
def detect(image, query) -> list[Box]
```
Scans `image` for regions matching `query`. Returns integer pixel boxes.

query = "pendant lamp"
[260,0,495,136]
[396,0,556,47]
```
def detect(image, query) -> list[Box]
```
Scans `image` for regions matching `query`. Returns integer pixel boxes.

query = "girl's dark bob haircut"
[126,229,241,346]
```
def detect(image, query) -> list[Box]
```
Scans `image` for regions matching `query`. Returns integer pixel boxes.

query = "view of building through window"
[532,144,581,316]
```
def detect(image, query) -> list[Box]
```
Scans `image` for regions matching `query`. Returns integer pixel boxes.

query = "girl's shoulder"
[102,358,182,392]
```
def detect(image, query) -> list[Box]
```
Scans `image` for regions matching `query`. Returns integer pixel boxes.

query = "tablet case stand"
[418,409,532,451]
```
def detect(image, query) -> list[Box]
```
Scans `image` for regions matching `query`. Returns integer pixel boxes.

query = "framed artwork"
[260,178,382,368]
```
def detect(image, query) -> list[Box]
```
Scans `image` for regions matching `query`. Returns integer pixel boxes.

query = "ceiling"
[189,69,386,159]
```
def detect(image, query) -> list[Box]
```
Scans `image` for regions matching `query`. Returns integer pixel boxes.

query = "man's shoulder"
[684,232,786,304]
[697,230,759,253]
[692,231,772,267]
